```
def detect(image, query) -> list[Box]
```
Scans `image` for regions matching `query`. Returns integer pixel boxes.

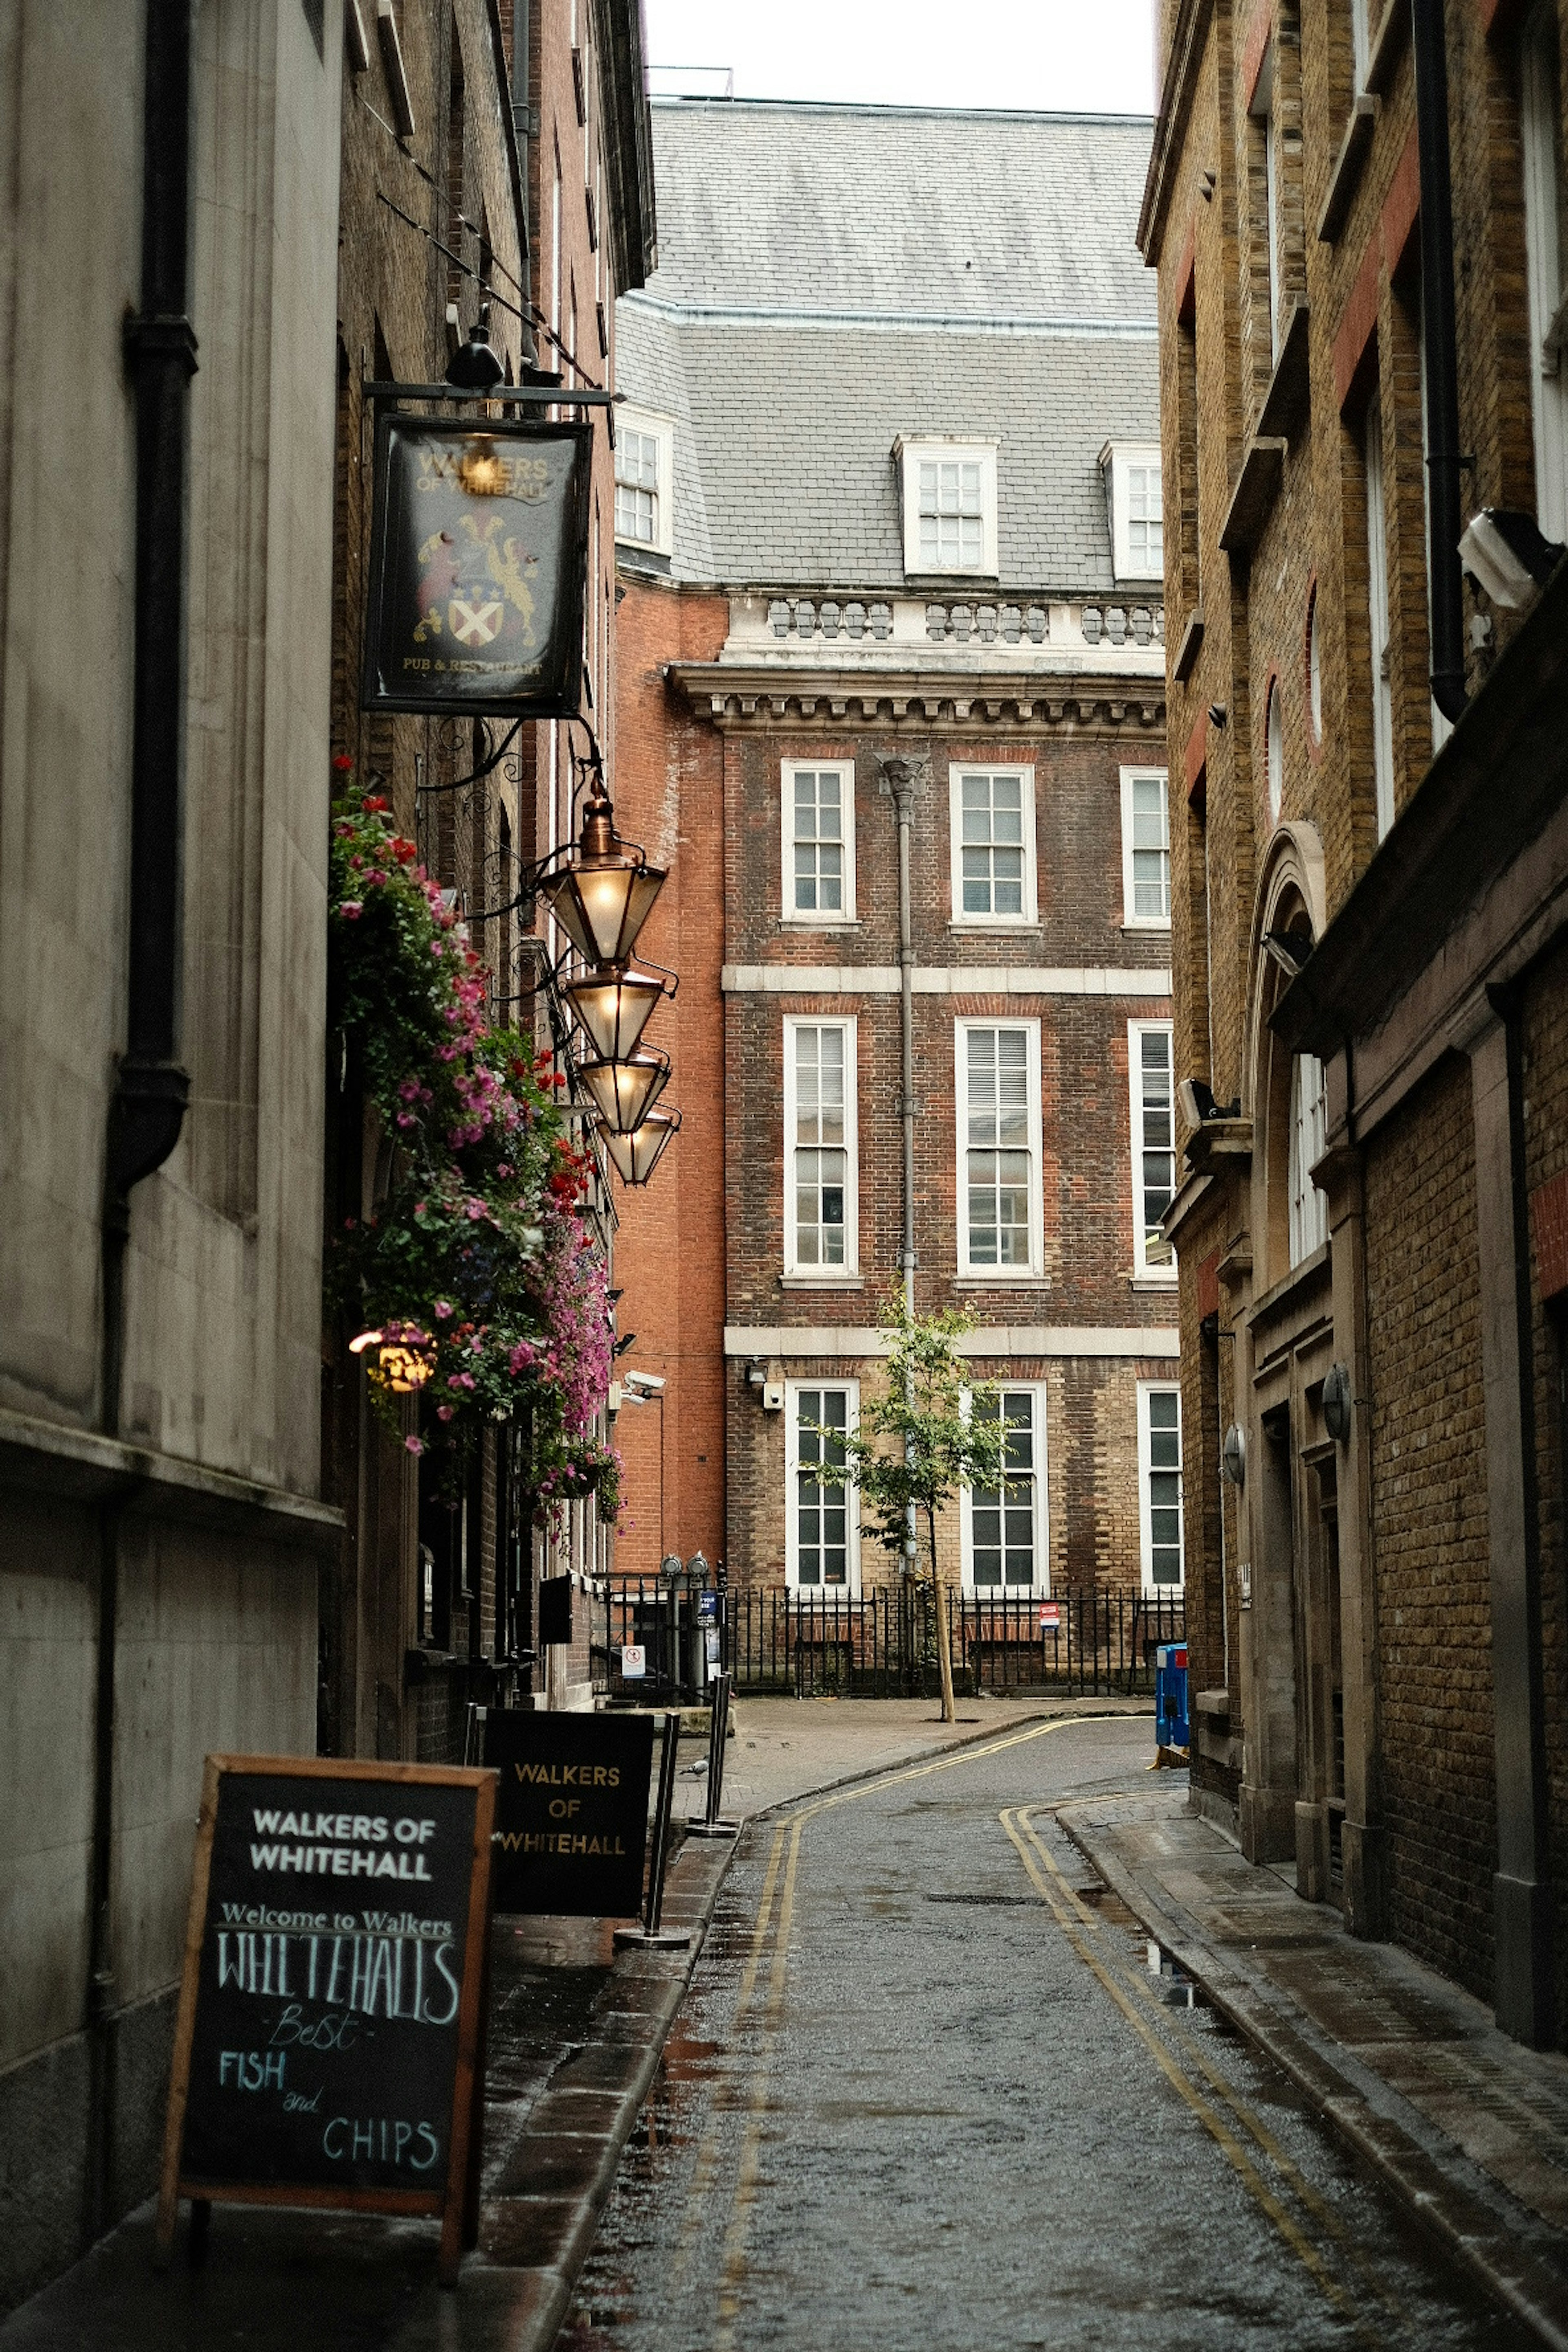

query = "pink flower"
[434,1300,454,1320]
[437,1405,455,1422]
[340,901,363,920]
[404,1435,424,1456]
[395,1111,415,1130]
[465,1199,485,1221]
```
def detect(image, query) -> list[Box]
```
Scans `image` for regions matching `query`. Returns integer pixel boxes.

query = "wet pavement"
[560,1714,1514,2350]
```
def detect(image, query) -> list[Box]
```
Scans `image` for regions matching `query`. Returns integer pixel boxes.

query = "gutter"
[1412,0,1468,724]
[89,0,197,2250]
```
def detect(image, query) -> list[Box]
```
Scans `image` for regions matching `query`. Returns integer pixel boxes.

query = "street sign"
[155,1755,495,2285]
[697,1590,719,1624]
[621,1643,647,1679]
[1038,1604,1061,1631]
[361,414,591,716]
[485,1711,655,1918]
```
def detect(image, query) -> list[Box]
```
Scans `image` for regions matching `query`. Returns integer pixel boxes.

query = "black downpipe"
[87,0,197,2252]
[1412,0,1469,726]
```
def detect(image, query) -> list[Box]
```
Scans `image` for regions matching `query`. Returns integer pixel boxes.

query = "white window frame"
[612,404,674,558]
[1128,1018,1178,1281]
[783,1016,860,1278]
[1120,765,1171,928]
[1250,44,1281,363]
[1351,0,1371,93]
[781,759,856,925]
[1364,398,1395,841]
[785,1379,860,1596]
[1100,441,1165,582]
[1523,0,1568,544]
[1137,1381,1185,1597]
[948,762,1037,927]
[1266,677,1283,822]
[954,1018,1044,1279]
[961,1383,1051,1596]
[893,435,999,578]
[1288,1051,1329,1267]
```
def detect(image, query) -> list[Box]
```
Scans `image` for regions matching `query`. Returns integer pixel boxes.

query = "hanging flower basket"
[327,771,617,1520]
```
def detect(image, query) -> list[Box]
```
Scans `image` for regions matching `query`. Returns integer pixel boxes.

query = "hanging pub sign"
[485,1709,655,1918]
[155,1755,495,2285]
[361,413,592,717]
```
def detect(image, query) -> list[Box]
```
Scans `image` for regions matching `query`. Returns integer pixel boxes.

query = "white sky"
[642,0,1158,116]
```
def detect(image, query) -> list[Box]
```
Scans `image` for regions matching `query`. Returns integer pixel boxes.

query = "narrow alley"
[562,1720,1510,2350]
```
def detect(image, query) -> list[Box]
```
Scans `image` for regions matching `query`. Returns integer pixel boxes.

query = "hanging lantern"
[534,788,666,966]
[562,963,667,1060]
[349,1326,434,1394]
[576,1048,670,1134]
[600,1109,680,1186]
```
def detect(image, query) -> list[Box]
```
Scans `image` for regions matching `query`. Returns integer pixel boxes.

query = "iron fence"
[598,1581,1185,1703]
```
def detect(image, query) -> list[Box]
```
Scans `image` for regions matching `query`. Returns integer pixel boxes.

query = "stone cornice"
[1139,0,1214,264]
[668,663,1166,735]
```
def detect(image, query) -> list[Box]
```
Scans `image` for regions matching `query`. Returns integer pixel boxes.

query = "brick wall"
[1522,934,1568,2039]
[1364,1056,1495,2002]
[608,578,730,1577]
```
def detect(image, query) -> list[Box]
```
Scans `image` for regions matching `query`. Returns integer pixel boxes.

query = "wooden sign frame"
[155,1755,496,2287]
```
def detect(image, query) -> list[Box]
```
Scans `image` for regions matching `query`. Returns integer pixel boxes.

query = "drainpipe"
[88,0,197,2247]
[1412,0,1468,726]
[880,759,923,1581]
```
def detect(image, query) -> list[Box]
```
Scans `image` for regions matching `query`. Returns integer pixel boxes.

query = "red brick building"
[610,100,1179,1634]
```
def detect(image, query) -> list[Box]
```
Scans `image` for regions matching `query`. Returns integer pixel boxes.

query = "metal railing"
[598,1581,1185,1703]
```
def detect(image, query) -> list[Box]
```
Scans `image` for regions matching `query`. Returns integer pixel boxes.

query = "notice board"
[484,1710,655,1918]
[156,1755,495,2283]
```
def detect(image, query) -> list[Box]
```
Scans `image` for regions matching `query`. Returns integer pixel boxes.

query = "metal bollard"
[613,1711,691,1947]
[687,1669,739,1839]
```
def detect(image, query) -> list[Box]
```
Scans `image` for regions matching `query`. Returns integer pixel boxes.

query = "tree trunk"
[929,1506,955,1722]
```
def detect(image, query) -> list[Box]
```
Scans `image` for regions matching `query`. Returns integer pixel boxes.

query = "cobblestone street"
[563,1717,1512,2350]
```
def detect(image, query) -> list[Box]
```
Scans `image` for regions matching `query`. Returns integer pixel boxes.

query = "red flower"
[361,793,390,814]
[332,751,354,773]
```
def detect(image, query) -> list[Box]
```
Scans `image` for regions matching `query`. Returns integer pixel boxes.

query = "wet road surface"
[559,1715,1514,2350]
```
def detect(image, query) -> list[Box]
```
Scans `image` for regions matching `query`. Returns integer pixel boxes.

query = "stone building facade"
[0,0,342,2306]
[611,102,1181,1628]
[324,0,654,1752]
[1141,0,1568,2044]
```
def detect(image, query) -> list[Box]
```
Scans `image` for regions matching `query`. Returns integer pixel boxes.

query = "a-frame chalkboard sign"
[155,1755,496,2287]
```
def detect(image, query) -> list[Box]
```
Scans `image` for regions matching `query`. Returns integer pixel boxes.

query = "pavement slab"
[1062,1785,1568,2350]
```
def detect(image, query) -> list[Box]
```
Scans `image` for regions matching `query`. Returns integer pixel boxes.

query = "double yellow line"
[1002,1804,1394,2345]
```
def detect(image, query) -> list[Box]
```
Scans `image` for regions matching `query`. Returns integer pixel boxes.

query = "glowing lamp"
[577,1048,670,1134]
[534,792,665,966]
[563,963,666,1061]
[458,434,506,497]
[349,1326,432,1394]
[600,1108,680,1186]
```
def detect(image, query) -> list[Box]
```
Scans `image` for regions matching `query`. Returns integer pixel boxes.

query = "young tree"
[816,1283,1012,1722]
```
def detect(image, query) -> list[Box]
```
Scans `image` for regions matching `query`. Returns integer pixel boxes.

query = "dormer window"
[1100,441,1164,583]
[894,436,998,577]
[613,406,674,558]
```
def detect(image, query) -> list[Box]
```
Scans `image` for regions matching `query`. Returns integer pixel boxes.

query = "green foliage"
[823,1282,1011,1563]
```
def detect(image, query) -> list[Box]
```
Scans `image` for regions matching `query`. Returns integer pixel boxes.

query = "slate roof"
[615,99,1159,597]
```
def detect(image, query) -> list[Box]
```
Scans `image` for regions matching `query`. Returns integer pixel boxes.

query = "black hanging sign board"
[155,1756,496,2286]
[485,1710,655,1917]
[360,413,592,717]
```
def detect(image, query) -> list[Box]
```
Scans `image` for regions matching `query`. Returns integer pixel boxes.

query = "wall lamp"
[1263,927,1312,977]
[576,1046,671,1133]
[534,781,666,966]
[601,1108,681,1186]
[1459,508,1565,610]
[1207,702,1228,727]
[1176,1076,1241,1128]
